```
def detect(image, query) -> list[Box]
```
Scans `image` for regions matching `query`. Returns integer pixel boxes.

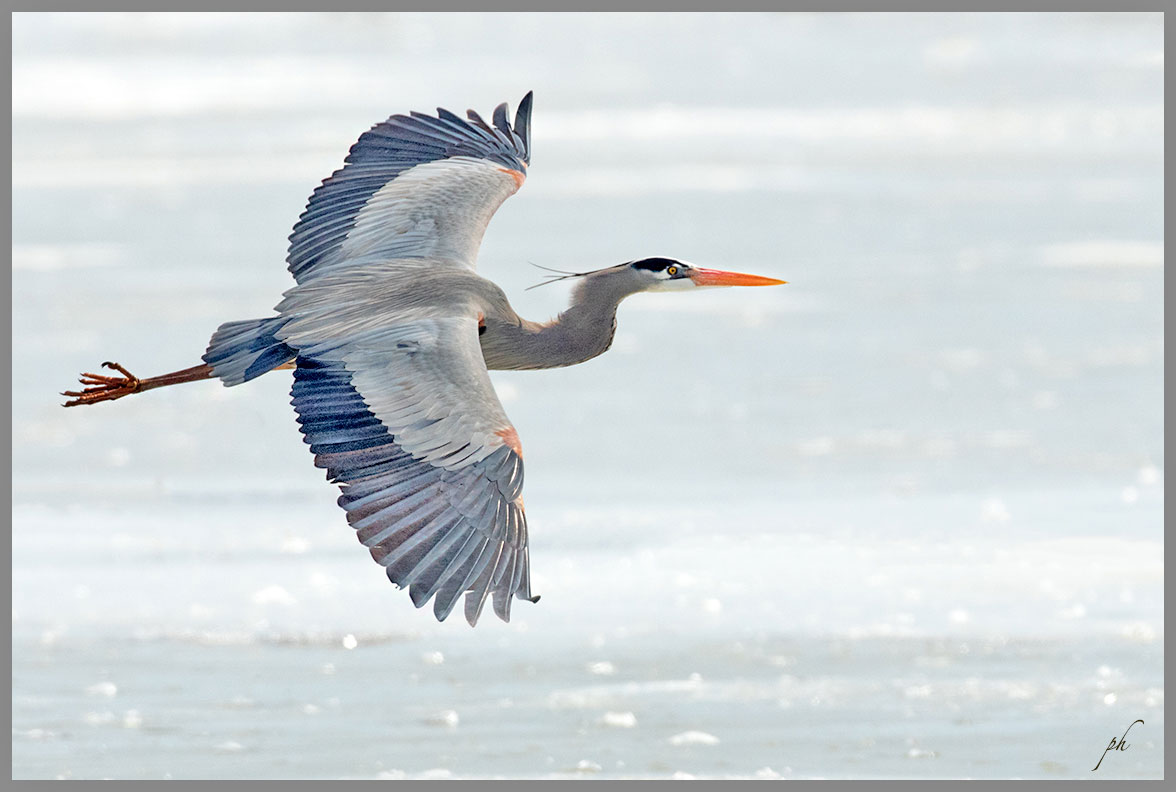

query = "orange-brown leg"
[62,361,216,407]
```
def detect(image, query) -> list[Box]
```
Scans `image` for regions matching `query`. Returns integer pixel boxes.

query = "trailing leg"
[62,361,215,407]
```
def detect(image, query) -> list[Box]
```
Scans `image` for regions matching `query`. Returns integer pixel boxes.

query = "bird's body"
[64,93,786,626]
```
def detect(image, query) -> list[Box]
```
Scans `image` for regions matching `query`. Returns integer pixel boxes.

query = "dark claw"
[102,361,137,381]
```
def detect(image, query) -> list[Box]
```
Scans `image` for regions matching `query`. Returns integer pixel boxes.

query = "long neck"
[480,270,639,370]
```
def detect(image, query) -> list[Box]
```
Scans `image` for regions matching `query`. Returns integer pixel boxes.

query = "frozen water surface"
[12,11,1163,779]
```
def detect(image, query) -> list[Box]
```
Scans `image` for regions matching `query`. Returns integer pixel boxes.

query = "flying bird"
[63,92,786,626]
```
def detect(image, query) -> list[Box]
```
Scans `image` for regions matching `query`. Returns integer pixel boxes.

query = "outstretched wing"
[288,92,533,283]
[288,316,536,626]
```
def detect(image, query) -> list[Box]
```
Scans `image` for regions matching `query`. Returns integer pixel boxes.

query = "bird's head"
[624,257,787,292]
[527,257,786,298]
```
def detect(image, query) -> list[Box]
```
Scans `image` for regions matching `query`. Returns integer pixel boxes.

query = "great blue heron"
[63,92,786,626]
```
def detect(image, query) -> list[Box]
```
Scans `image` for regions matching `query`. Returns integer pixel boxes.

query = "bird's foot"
[62,361,142,407]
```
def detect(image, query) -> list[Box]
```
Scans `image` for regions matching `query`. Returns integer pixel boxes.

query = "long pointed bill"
[688,268,787,287]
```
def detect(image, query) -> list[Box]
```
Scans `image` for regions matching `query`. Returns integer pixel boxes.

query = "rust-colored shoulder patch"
[498,167,526,190]
[496,426,523,458]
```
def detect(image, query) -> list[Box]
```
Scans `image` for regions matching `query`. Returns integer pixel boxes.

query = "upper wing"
[288,316,536,626]
[287,92,533,283]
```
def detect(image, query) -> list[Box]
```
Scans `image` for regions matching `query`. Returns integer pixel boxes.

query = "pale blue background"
[12,12,1163,779]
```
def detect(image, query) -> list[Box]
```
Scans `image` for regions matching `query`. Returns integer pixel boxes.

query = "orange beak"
[688,268,788,287]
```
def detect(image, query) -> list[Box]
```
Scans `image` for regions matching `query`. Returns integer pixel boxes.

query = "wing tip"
[431,579,540,627]
[515,91,534,163]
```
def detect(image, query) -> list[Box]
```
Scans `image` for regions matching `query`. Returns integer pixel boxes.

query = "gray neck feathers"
[480,268,643,371]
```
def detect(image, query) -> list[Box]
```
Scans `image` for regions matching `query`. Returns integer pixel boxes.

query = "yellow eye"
[666,266,678,276]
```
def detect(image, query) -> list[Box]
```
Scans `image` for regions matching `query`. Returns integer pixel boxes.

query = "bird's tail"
[202,316,296,386]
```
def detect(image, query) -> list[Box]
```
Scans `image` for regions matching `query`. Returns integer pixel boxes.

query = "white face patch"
[647,275,698,292]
